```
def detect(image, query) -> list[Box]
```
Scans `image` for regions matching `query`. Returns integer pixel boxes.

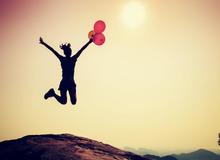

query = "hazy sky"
[0,0,220,153]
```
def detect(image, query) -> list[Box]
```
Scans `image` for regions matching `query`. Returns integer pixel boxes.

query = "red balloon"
[94,20,106,33]
[93,33,105,46]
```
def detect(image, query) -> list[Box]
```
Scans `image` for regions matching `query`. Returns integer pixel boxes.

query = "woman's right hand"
[39,37,44,44]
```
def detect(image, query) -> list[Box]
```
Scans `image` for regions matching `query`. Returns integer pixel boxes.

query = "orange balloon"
[88,30,95,39]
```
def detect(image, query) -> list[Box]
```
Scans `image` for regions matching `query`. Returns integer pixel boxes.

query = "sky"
[0,0,220,154]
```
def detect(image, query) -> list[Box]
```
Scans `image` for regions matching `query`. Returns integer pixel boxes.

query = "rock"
[0,134,150,160]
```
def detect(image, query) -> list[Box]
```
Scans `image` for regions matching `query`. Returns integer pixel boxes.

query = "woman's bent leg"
[54,89,67,105]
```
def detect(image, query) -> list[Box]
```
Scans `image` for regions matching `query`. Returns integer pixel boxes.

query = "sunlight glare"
[121,1,146,28]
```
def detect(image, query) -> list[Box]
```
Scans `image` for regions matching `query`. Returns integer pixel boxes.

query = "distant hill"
[0,134,150,160]
[172,149,220,160]
[144,154,177,160]
[124,147,159,156]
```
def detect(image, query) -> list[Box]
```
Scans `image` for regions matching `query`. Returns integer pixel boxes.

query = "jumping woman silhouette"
[39,37,93,105]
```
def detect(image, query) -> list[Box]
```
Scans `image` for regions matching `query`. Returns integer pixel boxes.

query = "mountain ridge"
[171,148,220,160]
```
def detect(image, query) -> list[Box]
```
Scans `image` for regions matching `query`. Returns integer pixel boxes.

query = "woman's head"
[60,43,72,57]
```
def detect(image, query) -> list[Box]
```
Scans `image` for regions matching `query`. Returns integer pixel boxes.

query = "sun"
[121,1,146,28]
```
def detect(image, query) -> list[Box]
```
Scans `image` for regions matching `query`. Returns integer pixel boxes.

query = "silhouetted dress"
[58,56,77,91]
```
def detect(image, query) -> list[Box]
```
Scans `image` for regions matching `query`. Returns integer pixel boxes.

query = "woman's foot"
[44,88,55,99]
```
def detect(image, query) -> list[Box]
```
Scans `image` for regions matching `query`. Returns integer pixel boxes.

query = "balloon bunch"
[88,20,106,46]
